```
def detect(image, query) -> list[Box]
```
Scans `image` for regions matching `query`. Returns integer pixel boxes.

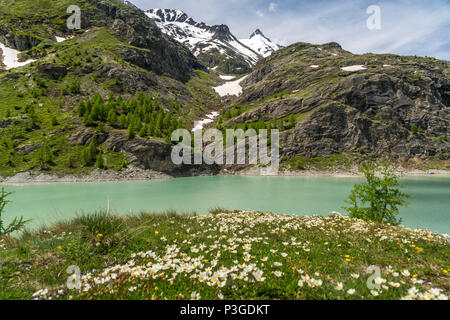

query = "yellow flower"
[96,233,103,238]
[57,245,63,250]
[155,231,159,235]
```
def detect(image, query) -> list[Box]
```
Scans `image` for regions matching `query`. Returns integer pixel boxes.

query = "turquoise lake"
[2,175,450,234]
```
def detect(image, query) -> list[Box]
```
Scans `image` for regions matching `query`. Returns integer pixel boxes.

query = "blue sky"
[130,0,450,60]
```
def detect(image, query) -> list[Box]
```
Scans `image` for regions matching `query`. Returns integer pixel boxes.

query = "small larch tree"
[96,150,105,169]
[342,162,410,225]
[0,187,30,236]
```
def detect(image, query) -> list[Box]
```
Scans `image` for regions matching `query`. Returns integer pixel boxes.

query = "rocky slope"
[145,8,281,75]
[218,42,450,169]
[0,0,203,81]
[1,0,448,180]
[0,0,223,179]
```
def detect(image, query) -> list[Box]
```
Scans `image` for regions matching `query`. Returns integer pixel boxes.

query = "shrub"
[37,146,54,169]
[51,115,58,126]
[82,140,98,166]
[208,207,229,215]
[127,124,136,139]
[0,188,30,236]
[67,154,76,168]
[96,150,105,169]
[342,162,410,225]
[410,124,423,135]
[75,211,125,242]
[69,80,81,94]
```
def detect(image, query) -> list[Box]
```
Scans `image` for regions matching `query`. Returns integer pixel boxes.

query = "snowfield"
[341,65,367,72]
[213,75,249,97]
[219,75,235,80]
[192,112,220,132]
[0,42,36,70]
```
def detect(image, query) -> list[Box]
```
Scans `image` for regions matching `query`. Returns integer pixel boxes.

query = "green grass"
[0,0,95,39]
[0,210,448,300]
[185,70,222,116]
[0,25,223,178]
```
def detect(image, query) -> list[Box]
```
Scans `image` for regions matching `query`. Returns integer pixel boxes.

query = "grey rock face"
[227,42,450,162]
[37,64,68,80]
[0,0,204,82]
[0,25,41,51]
[104,133,220,176]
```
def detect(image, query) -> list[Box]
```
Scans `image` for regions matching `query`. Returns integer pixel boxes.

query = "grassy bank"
[0,210,448,300]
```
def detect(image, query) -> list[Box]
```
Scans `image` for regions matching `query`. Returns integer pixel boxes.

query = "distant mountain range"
[145,9,282,74]
[0,0,448,180]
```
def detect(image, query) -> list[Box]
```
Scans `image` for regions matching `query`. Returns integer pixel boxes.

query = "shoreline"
[0,166,172,185]
[1,166,449,185]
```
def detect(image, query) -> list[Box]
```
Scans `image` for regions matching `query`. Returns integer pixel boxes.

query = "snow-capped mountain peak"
[145,9,260,66]
[146,8,194,25]
[240,29,282,58]
[145,9,281,74]
[250,29,265,38]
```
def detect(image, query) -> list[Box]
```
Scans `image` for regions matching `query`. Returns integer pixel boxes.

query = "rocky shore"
[0,166,171,184]
[2,165,449,184]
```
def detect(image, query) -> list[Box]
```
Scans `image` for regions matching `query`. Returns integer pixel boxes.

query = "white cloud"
[268,2,278,12]
[256,10,265,18]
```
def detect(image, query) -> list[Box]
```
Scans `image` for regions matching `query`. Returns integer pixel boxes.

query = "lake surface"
[2,175,450,234]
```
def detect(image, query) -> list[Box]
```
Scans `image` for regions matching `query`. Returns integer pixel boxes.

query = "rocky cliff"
[219,42,450,168]
[0,0,222,179]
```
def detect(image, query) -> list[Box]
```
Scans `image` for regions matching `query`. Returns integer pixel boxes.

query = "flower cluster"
[31,211,449,300]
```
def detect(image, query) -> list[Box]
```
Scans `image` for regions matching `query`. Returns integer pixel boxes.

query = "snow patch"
[341,65,367,72]
[192,112,220,132]
[309,65,319,68]
[55,36,66,43]
[213,75,249,97]
[0,42,36,70]
[383,64,392,67]
[219,75,235,80]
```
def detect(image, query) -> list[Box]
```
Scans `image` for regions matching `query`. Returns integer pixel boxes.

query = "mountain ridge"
[145,8,282,74]
[215,41,450,170]
[0,0,222,179]
[0,0,448,180]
